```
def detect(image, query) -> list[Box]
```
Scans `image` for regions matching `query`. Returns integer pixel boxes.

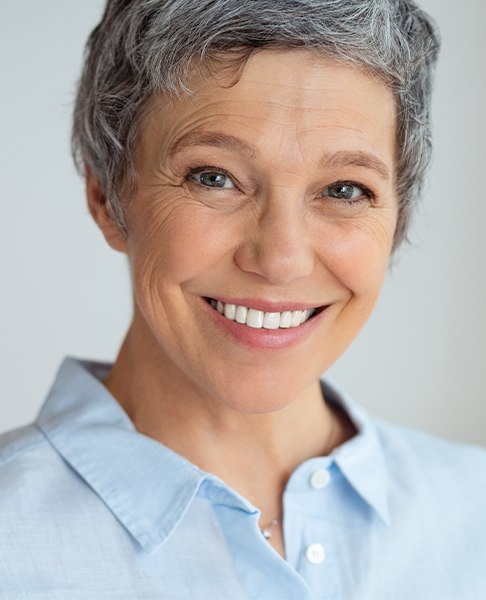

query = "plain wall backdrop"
[1,0,485,444]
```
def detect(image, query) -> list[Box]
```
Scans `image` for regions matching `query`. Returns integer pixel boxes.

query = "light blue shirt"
[1,357,486,599]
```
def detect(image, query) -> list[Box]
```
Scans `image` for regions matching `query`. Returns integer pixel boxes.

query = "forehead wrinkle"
[151,80,394,179]
[270,123,308,174]
[261,120,392,180]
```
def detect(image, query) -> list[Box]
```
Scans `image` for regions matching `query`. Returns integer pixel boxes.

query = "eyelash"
[185,166,375,204]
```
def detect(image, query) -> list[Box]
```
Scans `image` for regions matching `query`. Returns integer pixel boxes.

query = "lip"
[201,296,329,350]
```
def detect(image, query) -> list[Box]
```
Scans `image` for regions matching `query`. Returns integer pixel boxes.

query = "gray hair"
[72,0,440,249]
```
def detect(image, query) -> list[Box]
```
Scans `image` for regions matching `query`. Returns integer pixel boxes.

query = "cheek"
[127,193,238,290]
[317,214,396,300]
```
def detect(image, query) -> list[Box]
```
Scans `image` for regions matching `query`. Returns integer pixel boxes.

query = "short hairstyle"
[72,0,440,249]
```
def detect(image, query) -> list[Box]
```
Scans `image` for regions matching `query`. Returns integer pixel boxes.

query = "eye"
[188,168,236,189]
[321,181,373,202]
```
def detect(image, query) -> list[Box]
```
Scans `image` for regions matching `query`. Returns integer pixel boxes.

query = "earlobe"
[85,166,128,254]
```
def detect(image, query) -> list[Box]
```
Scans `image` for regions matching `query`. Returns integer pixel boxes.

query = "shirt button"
[305,543,326,565]
[309,468,330,490]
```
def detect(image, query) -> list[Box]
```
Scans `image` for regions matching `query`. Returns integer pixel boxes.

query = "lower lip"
[202,300,327,350]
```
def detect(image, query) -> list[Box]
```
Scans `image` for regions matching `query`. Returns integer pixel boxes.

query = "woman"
[1,0,485,598]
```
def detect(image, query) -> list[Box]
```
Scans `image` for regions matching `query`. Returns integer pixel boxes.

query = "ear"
[85,165,128,253]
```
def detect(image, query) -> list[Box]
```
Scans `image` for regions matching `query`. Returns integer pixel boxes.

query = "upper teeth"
[210,300,315,329]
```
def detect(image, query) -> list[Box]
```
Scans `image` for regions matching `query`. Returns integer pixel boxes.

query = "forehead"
[141,50,396,172]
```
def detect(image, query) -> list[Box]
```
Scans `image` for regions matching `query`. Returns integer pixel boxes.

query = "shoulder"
[0,424,58,528]
[0,420,116,558]
[373,418,486,521]
[0,423,49,472]
[374,417,486,473]
[0,423,85,512]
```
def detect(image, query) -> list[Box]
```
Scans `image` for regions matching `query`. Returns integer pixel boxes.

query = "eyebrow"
[320,150,391,181]
[169,131,390,180]
[168,131,257,160]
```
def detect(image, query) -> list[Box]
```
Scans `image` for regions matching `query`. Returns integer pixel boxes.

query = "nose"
[234,198,315,285]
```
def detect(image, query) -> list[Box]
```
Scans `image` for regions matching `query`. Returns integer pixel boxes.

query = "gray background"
[1,0,485,445]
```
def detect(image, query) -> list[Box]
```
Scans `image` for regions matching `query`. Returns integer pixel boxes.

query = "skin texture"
[88,50,398,559]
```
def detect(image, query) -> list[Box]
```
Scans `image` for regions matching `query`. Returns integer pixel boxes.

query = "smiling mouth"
[204,298,325,330]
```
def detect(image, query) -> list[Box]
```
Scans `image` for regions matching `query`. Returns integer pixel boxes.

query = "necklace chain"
[260,517,281,540]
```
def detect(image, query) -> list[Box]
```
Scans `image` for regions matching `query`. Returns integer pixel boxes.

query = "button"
[305,543,326,565]
[309,468,330,490]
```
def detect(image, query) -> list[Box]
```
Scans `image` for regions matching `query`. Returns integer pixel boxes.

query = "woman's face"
[110,50,398,412]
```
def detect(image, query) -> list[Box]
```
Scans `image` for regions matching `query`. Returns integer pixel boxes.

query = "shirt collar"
[322,378,391,526]
[36,358,390,555]
[36,357,213,553]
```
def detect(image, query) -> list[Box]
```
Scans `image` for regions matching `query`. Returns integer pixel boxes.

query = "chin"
[206,367,318,415]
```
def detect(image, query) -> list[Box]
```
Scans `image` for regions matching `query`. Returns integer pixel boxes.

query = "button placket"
[283,460,333,571]
[300,467,331,569]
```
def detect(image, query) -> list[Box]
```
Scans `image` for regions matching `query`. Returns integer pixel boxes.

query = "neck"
[105,319,356,518]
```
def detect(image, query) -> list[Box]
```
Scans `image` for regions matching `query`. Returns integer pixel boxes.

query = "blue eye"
[321,182,371,201]
[189,169,235,189]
